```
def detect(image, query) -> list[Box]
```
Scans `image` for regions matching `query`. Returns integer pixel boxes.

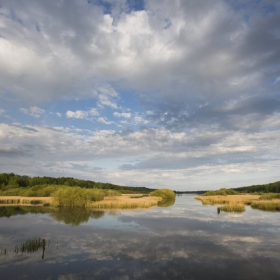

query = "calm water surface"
[1,194,280,280]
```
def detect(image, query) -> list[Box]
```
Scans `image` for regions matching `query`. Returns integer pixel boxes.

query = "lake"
[1,194,280,280]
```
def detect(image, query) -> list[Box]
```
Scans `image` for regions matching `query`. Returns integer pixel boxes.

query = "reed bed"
[259,193,280,200]
[251,200,280,211]
[91,194,161,209]
[0,196,52,206]
[0,194,163,210]
[195,194,260,206]
[219,203,245,213]
[195,194,280,213]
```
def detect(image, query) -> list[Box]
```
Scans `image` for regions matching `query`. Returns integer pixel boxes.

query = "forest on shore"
[0,173,154,194]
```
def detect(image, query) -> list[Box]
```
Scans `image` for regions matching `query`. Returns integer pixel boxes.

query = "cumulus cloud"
[0,0,279,106]
[0,0,279,189]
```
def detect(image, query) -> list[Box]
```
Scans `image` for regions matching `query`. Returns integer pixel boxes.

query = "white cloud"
[98,94,118,109]
[1,122,280,189]
[113,112,131,118]
[0,1,280,189]
[1,0,278,105]
[89,108,99,116]
[66,110,88,119]
[20,106,45,118]
[66,108,99,120]
[0,109,5,116]
[97,117,113,125]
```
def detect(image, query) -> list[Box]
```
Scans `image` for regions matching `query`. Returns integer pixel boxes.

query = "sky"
[0,0,280,191]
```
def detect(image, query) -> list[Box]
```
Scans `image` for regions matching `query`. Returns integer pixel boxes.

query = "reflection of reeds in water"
[91,194,160,209]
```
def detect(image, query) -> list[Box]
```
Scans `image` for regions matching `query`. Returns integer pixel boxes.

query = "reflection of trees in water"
[91,211,105,219]
[0,206,49,218]
[0,206,105,226]
[50,208,105,226]
[157,198,175,207]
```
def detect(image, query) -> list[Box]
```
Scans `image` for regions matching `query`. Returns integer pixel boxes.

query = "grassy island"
[0,173,175,210]
[196,186,280,213]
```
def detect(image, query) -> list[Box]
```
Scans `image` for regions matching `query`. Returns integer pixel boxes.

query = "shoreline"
[0,194,162,210]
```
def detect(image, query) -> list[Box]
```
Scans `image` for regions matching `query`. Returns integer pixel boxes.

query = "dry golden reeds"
[0,196,52,206]
[91,194,161,209]
[196,194,280,213]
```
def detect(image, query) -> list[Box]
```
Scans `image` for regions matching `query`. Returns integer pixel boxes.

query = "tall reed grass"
[0,196,52,206]
[195,194,259,205]
[91,194,160,209]
[219,203,245,212]
[196,194,280,213]
[251,200,280,211]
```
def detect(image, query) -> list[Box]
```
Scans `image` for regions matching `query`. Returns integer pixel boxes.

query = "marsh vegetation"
[0,188,174,210]
[91,194,161,209]
[196,191,280,212]
[0,173,175,210]
[0,238,49,259]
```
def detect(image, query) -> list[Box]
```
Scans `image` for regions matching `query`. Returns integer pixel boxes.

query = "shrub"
[149,189,176,200]
[52,187,105,208]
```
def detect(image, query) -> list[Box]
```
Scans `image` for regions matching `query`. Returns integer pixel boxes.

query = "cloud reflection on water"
[0,195,280,279]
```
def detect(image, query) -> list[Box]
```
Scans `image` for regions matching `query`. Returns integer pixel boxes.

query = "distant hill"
[0,173,155,194]
[232,181,280,193]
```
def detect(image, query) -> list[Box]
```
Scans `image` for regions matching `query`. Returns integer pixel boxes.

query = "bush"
[52,187,105,208]
[149,189,176,200]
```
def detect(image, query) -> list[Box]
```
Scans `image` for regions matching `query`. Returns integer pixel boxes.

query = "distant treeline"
[0,173,154,194]
[175,191,207,195]
[232,181,280,193]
